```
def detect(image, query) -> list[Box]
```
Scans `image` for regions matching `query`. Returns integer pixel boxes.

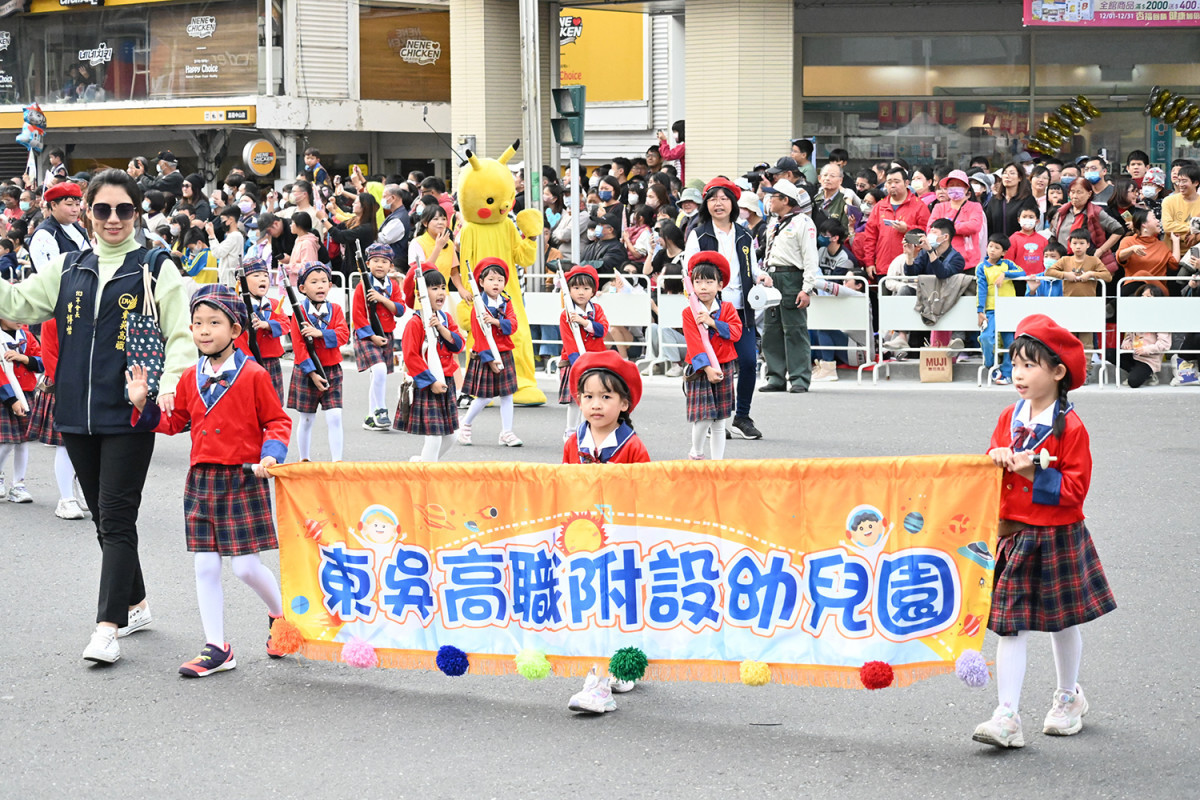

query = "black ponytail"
[1053,378,1070,438]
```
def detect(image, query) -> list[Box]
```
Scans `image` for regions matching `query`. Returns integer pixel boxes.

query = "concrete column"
[449,0,552,180]
[684,0,793,182]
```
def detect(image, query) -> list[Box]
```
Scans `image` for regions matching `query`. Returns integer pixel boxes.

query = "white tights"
[421,434,456,462]
[297,409,344,461]
[54,445,75,501]
[564,402,581,434]
[690,419,727,460]
[367,363,388,412]
[995,626,1083,712]
[0,441,28,483]
[193,552,284,646]
[464,394,514,432]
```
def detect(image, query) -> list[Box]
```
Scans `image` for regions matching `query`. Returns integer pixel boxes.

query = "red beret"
[702,177,742,200]
[1015,313,1087,391]
[687,251,731,288]
[473,257,509,286]
[402,262,443,308]
[44,182,82,202]
[563,263,599,290]
[569,350,643,413]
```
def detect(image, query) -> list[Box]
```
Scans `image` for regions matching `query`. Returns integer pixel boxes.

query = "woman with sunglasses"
[0,169,193,666]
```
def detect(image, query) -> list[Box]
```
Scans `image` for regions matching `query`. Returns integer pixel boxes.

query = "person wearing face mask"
[597,175,622,222]
[757,179,818,394]
[237,191,259,233]
[656,120,686,181]
[930,170,987,270]
[909,167,936,205]
[150,150,185,200]
[579,210,626,273]
[377,183,413,264]
[142,189,169,233]
[738,191,767,260]
[1138,167,1166,220]
[1083,156,1113,204]
[1007,206,1048,277]
[675,187,702,232]
[1026,240,1067,297]
[546,183,589,263]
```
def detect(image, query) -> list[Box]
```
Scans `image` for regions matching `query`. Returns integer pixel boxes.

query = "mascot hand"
[515,208,544,239]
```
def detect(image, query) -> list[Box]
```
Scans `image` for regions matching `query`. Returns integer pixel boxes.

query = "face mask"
[141,199,151,212]
[18,201,30,212]
[739,209,750,222]
[169,224,181,236]
[684,207,698,218]
[1019,217,1036,230]
[1141,185,1158,199]
[1023,164,1034,175]
[628,193,640,204]
[910,181,925,193]
[947,187,966,201]
[1061,176,1076,187]
[1084,171,1101,184]
[156,164,163,174]
[588,176,600,190]
[598,190,613,202]
[593,225,604,238]
[926,234,941,248]
[1043,257,1058,269]
[239,200,253,214]
[816,235,831,248]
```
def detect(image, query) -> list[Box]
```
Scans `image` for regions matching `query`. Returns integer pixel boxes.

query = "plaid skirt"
[987,519,1116,636]
[463,350,517,399]
[184,463,278,556]
[0,402,31,444]
[26,386,62,446]
[353,335,394,374]
[287,361,344,413]
[685,359,738,422]
[402,383,459,436]
[558,362,574,404]
[260,356,285,404]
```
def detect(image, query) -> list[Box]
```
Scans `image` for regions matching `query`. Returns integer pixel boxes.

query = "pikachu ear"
[498,139,520,165]
[466,151,482,171]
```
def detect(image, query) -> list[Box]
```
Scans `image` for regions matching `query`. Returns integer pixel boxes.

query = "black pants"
[62,432,156,627]
[1118,354,1155,388]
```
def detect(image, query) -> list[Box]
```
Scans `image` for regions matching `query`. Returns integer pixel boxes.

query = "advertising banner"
[148,3,257,99]
[1024,0,1200,27]
[559,7,644,103]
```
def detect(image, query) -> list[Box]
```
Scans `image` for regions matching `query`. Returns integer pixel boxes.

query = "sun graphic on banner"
[556,512,608,554]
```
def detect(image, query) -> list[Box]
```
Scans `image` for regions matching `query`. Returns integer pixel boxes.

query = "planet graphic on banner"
[291,595,310,615]
[903,512,924,534]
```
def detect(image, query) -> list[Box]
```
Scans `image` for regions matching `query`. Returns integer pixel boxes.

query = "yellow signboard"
[29,0,176,12]
[559,8,645,103]
[0,105,256,130]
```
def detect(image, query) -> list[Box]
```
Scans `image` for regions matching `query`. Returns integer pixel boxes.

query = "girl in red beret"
[459,258,522,447]
[557,264,609,441]
[973,313,1115,750]
[681,252,742,460]
[562,350,648,465]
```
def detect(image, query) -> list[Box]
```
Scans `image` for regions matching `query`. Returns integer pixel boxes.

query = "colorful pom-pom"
[860,660,894,690]
[739,660,771,687]
[340,637,378,669]
[608,646,649,683]
[269,617,303,655]
[514,648,551,680]
[955,649,990,688]
[436,645,470,677]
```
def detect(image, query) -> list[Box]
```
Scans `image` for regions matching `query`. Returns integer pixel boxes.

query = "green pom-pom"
[514,648,551,680]
[608,646,648,682]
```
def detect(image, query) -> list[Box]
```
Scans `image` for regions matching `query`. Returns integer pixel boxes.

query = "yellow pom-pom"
[269,617,303,655]
[739,659,771,687]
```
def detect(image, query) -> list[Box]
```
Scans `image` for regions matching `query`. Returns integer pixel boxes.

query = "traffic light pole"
[518,0,544,274]
[568,145,582,262]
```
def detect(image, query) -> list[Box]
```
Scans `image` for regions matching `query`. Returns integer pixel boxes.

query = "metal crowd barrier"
[1114,275,1200,386]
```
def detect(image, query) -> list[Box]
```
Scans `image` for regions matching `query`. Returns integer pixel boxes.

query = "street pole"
[518,0,544,275]
[568,145,582,263]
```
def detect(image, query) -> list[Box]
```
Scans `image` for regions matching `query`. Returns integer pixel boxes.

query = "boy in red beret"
[562,350,649,465]
[351,243,405,431]
[973,313,1115,749]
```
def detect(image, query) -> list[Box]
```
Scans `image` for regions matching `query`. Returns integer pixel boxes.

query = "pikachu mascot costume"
[456,141,547,406]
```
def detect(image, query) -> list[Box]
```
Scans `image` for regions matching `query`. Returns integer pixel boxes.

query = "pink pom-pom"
[340,637,378,669]
[860,660,894,690]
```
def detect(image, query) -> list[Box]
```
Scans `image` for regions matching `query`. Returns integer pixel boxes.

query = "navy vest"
[52,247,169,435]
[693,221,755,320]
[34,217,89,256]
[384,206,411,263]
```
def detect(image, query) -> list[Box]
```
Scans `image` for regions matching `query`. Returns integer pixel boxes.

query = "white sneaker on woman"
[117,605,153,638]
[55,498,87,520]
[83,629,120,664]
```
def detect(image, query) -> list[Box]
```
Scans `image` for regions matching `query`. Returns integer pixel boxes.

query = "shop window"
[1033,30,1200,95]
[802,99,1030,172]
[359,5,449,102]
[802,35,1030,97]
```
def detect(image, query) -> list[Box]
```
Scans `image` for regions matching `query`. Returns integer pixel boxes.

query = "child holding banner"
[287,263,350,462]
[681,252,742,460]
[235,257,289,402]
[558,264,609,441]
[23,318,87,519]
[127,284,293,678]
[974,314,1115,749]
[562,350,649,466]
[0,317,41,504]
[398,263,464,462]
[459,258,522,447]
[352,244,405,432]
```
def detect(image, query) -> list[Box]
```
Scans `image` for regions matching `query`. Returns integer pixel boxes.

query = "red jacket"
[39,319,59,382]
[0,325,42,404]
[682,300,742,369]
[468,294,517,356]
[559,302,609,365]
[402,309,463,387]
[351,276,404,338]
[132,352,291,467]
[289,299,349,373]
[989,401,1090,526]
[562,422,650,464]
[236,296,289,360]
[854,192,931,275]
[1007,231,1048,276]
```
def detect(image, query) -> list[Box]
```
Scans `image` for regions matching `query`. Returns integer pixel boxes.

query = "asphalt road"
[1,364,1195,799]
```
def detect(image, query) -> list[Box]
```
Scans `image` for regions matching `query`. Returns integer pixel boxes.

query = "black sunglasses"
[92,202,137,221]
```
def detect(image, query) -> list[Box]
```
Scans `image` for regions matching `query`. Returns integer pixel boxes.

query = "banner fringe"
[297,642,954,687]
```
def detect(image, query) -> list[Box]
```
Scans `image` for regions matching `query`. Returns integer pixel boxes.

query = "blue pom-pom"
[955,649,990,688]
[436,645,470,677]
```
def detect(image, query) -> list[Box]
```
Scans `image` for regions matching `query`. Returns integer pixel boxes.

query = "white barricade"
[807,275,874,383]
[991,293,1108,385]
[1115,276,1200,385]
[522,271,654,369]
[874,281,980,384]
[640,292,689,375]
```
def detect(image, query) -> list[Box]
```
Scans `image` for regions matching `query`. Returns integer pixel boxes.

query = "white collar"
[703,297,721,313]
[571,300,592,315]
[483,292,504,309]
[1015,399,1056,428]
[202,353,237,377]
[581,424,619,453]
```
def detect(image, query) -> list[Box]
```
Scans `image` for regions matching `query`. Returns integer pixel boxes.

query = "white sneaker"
[55,498,87,520]
[408,455,422,462]
[83,628,120,664]
[117,605,152,638]
[457,423,472,446]
[7,484,32,503]
[972,706,1025,748]
[812,361,839,382]
[666,364,685,378]
[948,337,965,350]
[611,678,636,693]
[498,430,523,447]
[567,665,616,713]
[1043,685,1089,736]
[882,333,909,350]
